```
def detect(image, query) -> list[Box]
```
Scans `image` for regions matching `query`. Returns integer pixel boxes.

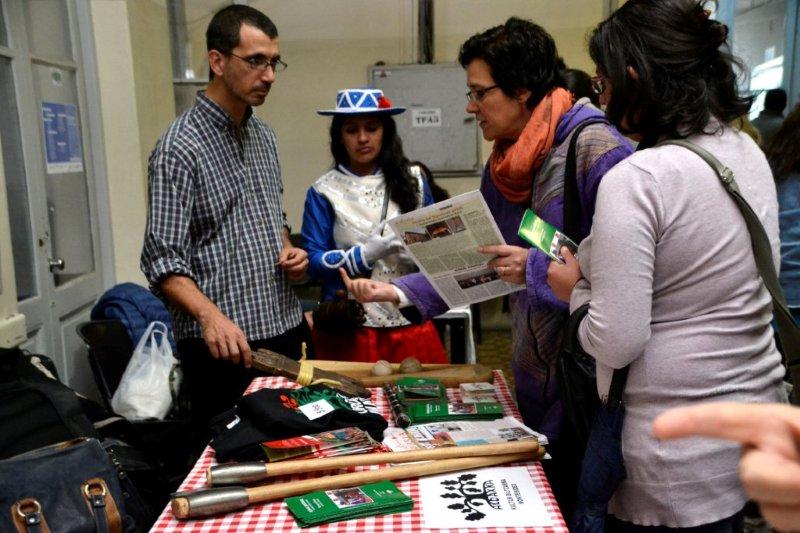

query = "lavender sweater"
[571,126,786,526]
[395,99,632,440]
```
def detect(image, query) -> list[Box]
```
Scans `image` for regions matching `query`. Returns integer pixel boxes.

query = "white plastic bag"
[111,321,181,420]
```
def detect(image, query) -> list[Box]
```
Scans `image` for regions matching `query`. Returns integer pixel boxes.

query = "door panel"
[2,0,104,397]
[0,56,37,300]
[32,63,95,281]
[23,0,72,62]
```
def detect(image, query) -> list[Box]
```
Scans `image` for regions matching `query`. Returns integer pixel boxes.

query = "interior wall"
[127,0,177,182]
[90,1,144,286]
[0,130,26,347]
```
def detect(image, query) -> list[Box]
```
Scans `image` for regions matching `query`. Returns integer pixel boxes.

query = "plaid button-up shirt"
[141,92,302,342]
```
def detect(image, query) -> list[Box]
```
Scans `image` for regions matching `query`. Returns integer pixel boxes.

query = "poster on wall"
[41,101,83,174]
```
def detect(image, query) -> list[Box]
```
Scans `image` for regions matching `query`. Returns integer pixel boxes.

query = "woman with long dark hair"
[548,0,786,528]
[765,103,800,326]
[301,88,446,363]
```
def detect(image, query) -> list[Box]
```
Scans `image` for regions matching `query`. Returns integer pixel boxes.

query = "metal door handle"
[48,258,65,272]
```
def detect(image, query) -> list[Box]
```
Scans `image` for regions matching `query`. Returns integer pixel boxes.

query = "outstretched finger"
[653,402,800,458]
[339,268,354,290]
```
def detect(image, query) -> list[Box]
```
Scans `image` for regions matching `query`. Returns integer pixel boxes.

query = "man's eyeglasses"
[590,76,606,95]
[229,53,288,73]
[465,85,500,103]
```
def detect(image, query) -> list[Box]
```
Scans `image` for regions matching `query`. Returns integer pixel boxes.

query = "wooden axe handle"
[207,440,542,484]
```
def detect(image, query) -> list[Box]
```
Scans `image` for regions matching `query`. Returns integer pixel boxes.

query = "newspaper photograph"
[387,190,524,307]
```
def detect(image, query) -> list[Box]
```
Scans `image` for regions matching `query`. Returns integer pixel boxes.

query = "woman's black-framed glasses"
[229,53,288,73]
[465,85,500,103]
[590,76,606,95]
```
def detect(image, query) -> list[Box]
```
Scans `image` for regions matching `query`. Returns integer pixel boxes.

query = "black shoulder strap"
[564,118,608,243]
[660,139,800,404]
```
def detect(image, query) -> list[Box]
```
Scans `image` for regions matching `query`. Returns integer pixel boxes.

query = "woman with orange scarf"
[341,17,632,513]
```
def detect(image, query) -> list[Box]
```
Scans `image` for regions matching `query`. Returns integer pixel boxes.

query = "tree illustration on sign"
[439,473,497,521]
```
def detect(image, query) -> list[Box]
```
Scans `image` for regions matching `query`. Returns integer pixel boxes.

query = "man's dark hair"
[458,17,565,110]
[764,88,788,113]
[764,103,800,180]
[329,114,420,214]
[206,5,278,79]
[589,0,752,146]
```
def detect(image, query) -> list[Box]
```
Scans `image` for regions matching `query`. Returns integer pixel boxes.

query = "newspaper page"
[382,417,547,452]
[387,190,523,308]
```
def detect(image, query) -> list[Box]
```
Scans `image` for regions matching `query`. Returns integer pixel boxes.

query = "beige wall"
[127,0,177,176]
[94,0,608,285]
[91,0,174,285]
[0,131,27,347]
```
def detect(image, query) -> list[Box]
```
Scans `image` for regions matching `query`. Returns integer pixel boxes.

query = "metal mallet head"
[171,486,249,520]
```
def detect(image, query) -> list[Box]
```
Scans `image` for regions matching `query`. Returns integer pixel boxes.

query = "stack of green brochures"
[285,481,413,528]
[406,401,504,424]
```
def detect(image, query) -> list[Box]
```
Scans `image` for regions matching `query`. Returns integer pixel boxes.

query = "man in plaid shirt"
[141,5,311,430]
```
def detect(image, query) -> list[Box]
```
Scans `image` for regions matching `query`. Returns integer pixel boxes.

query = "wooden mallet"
[172,440,542,519]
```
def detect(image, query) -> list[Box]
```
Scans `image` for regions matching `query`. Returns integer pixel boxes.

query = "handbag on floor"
[0,437,135,533]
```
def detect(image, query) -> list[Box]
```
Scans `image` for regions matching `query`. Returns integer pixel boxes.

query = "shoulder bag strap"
[563,120,632,405]
[659,139,800,403]
[564,118,608,243]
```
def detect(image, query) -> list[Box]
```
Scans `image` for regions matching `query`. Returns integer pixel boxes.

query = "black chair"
[76,319,137,412]
[76,319,199,492]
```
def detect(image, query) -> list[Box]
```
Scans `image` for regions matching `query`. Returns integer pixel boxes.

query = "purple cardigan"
[394,100,632,439]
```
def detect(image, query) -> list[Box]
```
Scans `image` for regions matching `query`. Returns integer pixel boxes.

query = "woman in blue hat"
[301,88,447,363]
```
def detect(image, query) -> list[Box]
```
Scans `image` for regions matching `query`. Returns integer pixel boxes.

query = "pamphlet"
[285,480,412,528]
[260,427,379,462]
[517,208,577,264]
[382,417,548,451]
[406,401,504,424]
[419,467,554,528]
[387,190,524,308]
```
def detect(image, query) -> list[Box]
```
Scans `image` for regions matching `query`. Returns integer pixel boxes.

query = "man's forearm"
[159,274,220,325]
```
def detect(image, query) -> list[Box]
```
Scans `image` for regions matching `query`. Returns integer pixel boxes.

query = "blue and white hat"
[317,88,405,116]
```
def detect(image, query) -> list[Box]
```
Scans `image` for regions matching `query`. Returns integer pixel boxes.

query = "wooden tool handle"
[357,364,494,387]
[246,452,531,505]
[206,440,542,485]
[261,440,540,479]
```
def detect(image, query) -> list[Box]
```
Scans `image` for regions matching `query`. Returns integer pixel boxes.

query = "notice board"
[369,63,480,175]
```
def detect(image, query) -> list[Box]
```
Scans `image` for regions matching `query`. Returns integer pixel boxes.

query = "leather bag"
[0,438,135,533]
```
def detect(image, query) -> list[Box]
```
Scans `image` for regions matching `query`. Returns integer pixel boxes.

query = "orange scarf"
[489,88,574,204]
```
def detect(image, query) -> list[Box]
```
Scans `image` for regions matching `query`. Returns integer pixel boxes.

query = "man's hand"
[340,268,400,305]
[547,247,581,303]
[197,307,253,367]
[279,246,308,281]
[479,244,529,285]
[654,402,800,532]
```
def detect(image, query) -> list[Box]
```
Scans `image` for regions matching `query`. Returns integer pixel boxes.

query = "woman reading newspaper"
[547,0,787,528]
[340,18,632,515]
[301,88,446,363]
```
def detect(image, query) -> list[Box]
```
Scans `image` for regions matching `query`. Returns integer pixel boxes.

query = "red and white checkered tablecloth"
[150,370,567,532]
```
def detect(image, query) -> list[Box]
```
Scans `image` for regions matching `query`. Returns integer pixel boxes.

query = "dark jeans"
[606,510,743,533]
[178,319,313,437]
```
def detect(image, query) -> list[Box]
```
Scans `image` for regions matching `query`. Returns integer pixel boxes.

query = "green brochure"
[406,401,504,424]
[285,480,413,528]
[517,208,577,264]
